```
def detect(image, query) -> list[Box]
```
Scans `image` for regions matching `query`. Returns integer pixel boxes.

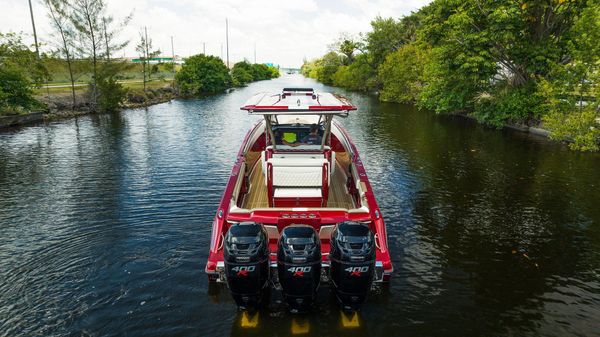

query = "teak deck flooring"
[241,158,355,209]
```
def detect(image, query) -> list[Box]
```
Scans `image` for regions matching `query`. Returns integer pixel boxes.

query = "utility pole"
[203,42,206,55]
[28,0,39,58]
[254,43,256,64]
[220,43,223,60]
[170,36,175,73]
[225,18,229,68]
[103,17,110,61]
[144,26,149,93]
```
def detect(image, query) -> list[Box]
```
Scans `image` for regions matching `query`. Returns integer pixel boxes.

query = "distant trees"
[302,0,600,151]
[175,54,279,95]
[301,52,342,85]
[231,61,254,86]
[175,54,232,95]
[231,61,279,87]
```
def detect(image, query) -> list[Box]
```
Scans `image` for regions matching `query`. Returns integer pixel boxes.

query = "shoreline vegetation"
[301,0,600,152]
[1,0,279,129]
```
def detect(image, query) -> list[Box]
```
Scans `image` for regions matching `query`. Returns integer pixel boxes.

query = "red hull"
[205,120,393,282]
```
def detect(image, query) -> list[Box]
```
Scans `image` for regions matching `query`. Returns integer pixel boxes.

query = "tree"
[231,61,253,86]
[135,27,160,93]
[366,16,404,67]
[541,3,600,151]
[69,0,130,111]
[175,54,231,96]
[250,63,277,80]
[378,43,429,103]
[45,0,77,109]
[314,52,343,85]
[329,33,364,65]
[332,54,376,91]
[96,62,127,112]
[0,32,44,114]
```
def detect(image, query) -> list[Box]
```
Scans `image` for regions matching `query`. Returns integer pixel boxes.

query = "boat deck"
[241,159,355,209]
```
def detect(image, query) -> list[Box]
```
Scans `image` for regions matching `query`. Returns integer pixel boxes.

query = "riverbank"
[0,85,177,129]
[445,111,553,139]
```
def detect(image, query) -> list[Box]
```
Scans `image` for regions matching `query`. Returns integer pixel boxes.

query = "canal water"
[1,75,599,337]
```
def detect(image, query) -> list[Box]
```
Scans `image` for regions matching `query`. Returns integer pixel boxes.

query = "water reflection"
[0,74,599,336]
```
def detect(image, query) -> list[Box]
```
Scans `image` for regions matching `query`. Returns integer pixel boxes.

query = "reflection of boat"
[206,88,393,312]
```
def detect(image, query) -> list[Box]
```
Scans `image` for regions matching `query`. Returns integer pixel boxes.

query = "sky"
[2,0,431,68]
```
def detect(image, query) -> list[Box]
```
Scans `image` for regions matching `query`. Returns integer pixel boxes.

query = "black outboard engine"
[224,222,269,310]
[330,221,376,311]
[277,225,321,313]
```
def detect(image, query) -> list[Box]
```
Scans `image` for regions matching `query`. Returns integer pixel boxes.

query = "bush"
[378,44,428,102]
[332,54,376,92]
[0,65,39,115]
[315,52,343,85]
[0,32,44,115]
[544,108,599,152]
[231,61,254,86]
[472,84,545,127]
[96,65,127,112]
[175,54,231,96]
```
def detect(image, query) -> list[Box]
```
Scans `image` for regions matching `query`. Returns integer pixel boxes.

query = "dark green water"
[1,75,599,336]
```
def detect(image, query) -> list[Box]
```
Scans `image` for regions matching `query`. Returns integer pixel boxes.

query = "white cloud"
[2,0,431,67]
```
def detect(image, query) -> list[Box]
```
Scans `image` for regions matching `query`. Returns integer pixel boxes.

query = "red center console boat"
[205,88,393,312]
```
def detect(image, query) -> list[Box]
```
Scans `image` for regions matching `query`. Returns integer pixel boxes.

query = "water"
[1,75,599,336]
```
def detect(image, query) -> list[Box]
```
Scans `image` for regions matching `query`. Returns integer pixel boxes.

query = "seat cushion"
[268,157,327,167]
[274,188,322,198]
[272,166,322,187]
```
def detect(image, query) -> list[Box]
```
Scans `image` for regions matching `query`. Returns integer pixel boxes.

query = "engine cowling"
[277,225,321,313]
[224,222,269,310]
[329,221,375,311]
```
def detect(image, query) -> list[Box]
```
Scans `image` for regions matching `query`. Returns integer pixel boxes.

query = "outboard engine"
[277,225,321,313]
[224,222,270,310]
[330,221,376,311]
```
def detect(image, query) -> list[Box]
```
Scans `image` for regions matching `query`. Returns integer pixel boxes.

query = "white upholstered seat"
[274,188,322,198]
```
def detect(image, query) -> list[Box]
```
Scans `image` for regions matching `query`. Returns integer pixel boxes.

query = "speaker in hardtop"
[277,225,321,313]
[224,222,270,310]
[330,221,376,311]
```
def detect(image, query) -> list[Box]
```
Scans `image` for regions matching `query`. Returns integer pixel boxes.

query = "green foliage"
[541,75,599,152]
[538,3,600,151]
[175,54,231,96]
[0,32,45,114]
[250,63,279,80]
[0,32,48,86]
[473,84,545,127]
[366,16,404,67]
[0,66,39,115]
[231,61,278,87]
[332,54,375,91]
[96,63,127,112]
[314,52,343,85]
[231,61,253,86]
[378,43,428,102]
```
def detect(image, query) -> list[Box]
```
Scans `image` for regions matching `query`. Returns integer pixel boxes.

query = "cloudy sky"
[3,0,431,68]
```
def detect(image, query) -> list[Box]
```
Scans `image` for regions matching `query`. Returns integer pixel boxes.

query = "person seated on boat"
[287,124,322,147]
